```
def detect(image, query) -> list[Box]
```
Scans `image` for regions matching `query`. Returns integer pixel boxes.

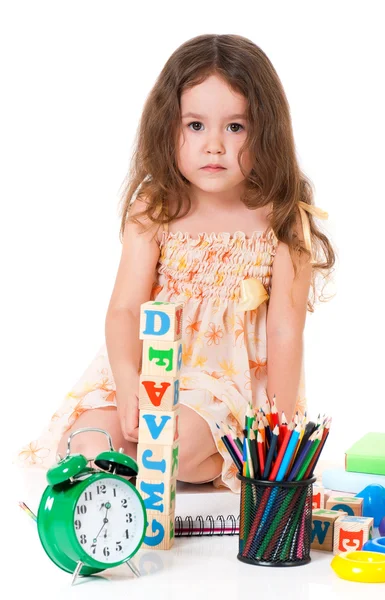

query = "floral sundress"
[16,224,307,493]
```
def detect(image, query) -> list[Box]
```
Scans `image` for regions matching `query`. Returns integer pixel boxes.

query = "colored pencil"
[18,501,37,522]
[305,418,331,478]
[222,434,243,472]
[221,423,243,462]
[262,425,279,479]
[262,415,272,448]
[270,395,280,429]
[275,424,302,481]
[268,422,294,481]
[257,430,265,477]
[286,431,317,482]
[278,411,288,448]
[248,429,260,479]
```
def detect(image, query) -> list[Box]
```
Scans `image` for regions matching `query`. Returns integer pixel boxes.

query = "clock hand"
[94,503,111,541]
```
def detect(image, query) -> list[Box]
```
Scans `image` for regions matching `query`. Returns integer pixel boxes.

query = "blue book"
[322,467,385,493]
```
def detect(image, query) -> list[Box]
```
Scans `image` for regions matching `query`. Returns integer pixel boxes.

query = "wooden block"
[136,477,177,516]
[142,339,183,377]
[139,408,179,446]
[333,515,374,554]
[139,374,180,411]
[142,511,175,550]
[326,495,363,516]
[140,301,183,341]
[311,509,347,552]
[137,440,179,480]
[312,485,325,510]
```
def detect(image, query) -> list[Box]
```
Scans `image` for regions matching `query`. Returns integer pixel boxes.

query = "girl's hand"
[115,373,140,442]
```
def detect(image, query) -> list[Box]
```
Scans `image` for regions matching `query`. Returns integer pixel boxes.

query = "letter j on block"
[140,301,183,342]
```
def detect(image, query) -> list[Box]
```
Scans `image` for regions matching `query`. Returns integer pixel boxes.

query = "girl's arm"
[266,216,312,422]
[105,197,161,387]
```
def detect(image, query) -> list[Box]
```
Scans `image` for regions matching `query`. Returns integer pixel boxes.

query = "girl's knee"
[56,406,137,462]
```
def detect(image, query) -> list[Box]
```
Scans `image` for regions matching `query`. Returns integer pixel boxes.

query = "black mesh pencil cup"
[237,473,316,567]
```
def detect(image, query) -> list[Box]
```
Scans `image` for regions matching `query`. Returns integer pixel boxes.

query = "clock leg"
[71,561,84,585]
[126,559,141,578]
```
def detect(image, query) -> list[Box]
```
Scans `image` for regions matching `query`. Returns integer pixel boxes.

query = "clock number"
[74,519,82,530]
[84,491,92,501]
[103,547,110,557]
[116,541,122,552]
[113,488,117,497]
[97,484,106,495]
[121,498,128,508]
[80,534,87,545]
[77,505,87,515]
[126,513,133,523]
[124,529,130,539]
[91,544,97,555]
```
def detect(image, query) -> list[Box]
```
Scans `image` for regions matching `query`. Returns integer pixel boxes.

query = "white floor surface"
[8,461,385,599]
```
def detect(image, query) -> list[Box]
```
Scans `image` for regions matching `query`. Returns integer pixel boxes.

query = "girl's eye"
[187,122,244,133]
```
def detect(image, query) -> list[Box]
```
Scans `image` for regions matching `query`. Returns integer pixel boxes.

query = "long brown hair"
[118,33,336,312]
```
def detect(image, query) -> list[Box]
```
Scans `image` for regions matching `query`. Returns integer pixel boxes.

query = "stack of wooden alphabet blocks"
[311,485,373,554]
[137,300,184,550]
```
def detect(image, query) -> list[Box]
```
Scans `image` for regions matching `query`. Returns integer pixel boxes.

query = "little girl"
[17,34,335,493]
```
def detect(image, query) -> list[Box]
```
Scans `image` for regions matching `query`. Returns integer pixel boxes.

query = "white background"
[3,0,385,470]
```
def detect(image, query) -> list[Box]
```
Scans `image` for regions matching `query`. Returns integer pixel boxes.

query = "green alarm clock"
[36,427,147,584]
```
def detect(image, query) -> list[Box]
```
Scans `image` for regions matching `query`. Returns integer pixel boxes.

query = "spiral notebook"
[174,487,240,536]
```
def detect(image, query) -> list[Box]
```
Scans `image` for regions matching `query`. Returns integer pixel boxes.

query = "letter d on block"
[142,309,170,337]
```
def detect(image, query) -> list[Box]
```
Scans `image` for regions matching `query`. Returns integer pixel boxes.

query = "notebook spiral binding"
[174,514,240,536]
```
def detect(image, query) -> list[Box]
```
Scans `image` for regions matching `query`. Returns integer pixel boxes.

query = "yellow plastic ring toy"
[331,550,385,583]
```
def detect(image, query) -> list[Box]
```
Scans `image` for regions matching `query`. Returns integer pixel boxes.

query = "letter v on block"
[139,408,180,446]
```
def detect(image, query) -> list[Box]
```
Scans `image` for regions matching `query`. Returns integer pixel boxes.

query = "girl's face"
[177,74,252,200]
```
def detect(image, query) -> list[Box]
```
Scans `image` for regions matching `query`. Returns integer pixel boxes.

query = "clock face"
[73,476,145,564]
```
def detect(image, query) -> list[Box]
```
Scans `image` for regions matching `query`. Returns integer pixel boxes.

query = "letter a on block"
[139,375,180,412]
[141,380,170,407]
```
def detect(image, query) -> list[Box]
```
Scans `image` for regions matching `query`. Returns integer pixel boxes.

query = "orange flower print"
[167,279,180,295]
[234,315,246,347]
[227,461,240,479]
[227,413,242,431]
[194,286,205,302]
[50,411,61,422]
[185,316,202,337]
[66,400,92,431]
[218,359,239,378]
[216,437,226,454]
[193,354,208,368]
[224,312,237,334]
[249,357,267,380]
[244,369,252,391]
[182,344,193,366]
[18,441,50,465]
[204,322,223,346]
